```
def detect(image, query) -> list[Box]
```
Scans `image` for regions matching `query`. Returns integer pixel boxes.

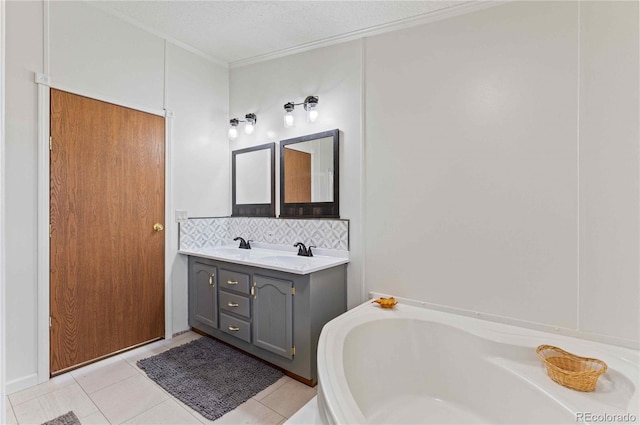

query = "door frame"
[36,76,174,383]
[1,0,6,416]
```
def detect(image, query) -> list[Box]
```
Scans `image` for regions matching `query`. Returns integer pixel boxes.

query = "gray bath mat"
[137,336,284,421]
[42,411,81,425]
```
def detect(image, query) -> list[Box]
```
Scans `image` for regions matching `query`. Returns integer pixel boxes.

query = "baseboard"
[6,373,38,394]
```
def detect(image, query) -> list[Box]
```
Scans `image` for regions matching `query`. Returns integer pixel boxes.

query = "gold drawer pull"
[227,302,239,307]
[228,326,240,332]
[227,280,239,285]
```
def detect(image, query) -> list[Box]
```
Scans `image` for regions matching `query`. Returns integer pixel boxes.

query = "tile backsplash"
[180,217,349,251]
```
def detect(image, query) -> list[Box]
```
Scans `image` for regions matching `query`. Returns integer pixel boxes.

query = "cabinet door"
[190,261,218,329]
[252,275,293,359]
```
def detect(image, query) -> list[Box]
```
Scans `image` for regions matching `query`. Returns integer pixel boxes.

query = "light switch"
[175,209,188,223]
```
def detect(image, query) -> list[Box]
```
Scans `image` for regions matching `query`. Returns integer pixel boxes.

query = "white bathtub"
[317,300,639,424]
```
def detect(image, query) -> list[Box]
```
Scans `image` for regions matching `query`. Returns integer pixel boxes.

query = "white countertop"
[178,242,349,275]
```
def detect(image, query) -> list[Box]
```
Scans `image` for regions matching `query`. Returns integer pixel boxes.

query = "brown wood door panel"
[284,149,311,203]
[50,89,165,374]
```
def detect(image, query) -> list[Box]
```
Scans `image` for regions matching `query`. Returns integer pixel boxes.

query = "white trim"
[230,1,506,69]
[36,80,51,384]
[164,111,174,341]
[6,373,39,395]
[1,0,7,419]
[37,1,51,384]
[86,1,228,68]
[163,40,173,340]
[575,0,581,332]
[359,38,366,306]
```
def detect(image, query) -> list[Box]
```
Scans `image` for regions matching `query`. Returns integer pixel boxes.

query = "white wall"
[1,0,7,419]
[578,1,639,341]
[166,42,229,333]
[4,1,229,391]
[364,1,639,347]
[5,0,44,391]
[229,40,364,308]
[50,1,165,110]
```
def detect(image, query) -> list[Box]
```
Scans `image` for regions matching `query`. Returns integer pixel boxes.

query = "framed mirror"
[280,129,339,218]
[232,142,275,217]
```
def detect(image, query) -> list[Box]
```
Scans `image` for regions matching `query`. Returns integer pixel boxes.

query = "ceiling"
[92,1,470,66]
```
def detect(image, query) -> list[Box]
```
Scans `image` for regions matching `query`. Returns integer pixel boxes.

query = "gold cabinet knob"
[153,223,164,232]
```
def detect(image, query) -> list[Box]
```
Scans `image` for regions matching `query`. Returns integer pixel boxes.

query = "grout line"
[6,397,18,425]
[254,398,288,420]
[9,374,78,408]
[116,398,172,425]
[80,367,146,397]
[85,369,170,424]
[166,398,207,425]
[73,372,111,424]
[10,376,104,424]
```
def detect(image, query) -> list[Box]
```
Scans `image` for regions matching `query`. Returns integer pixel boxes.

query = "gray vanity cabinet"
[188,260,218,333]
[252,275,293,359]
[187,255,347,384]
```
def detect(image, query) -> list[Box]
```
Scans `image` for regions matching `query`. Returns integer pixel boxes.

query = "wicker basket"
[536,345,607,392]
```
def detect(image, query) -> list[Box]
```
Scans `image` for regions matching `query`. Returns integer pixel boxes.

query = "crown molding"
[229,1,506,69]
[85,0,506,70]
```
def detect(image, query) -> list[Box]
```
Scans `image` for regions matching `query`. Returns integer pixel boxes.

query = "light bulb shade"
[228,118,239,140]
[304,96,319,123]
[307,108,318,123]
[284,111,294,128]
[244,113,257,134]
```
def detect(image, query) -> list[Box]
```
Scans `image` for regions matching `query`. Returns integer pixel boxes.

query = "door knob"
[153,223,164,232]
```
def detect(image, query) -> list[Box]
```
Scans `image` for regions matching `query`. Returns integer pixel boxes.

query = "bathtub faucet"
[234,237,252,249]
[294,242,316,257]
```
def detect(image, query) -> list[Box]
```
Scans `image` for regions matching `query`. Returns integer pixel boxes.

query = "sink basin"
[203,247,277,260]
[203,247,251,259]
[262,255,326,268]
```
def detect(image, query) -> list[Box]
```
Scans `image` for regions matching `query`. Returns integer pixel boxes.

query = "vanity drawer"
[219,290,250,318]
[219,269,250,295]
[220,313,251,343]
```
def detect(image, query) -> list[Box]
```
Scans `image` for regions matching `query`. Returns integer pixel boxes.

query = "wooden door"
[284,148,311,203]
[50,89,165,374]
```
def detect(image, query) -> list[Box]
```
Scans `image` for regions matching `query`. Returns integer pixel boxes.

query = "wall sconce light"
[228,113,257,140]
[283,96,319,128]
[244,113,257,135]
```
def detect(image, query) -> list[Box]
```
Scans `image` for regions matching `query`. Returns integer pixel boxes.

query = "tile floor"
[5,332,317,425]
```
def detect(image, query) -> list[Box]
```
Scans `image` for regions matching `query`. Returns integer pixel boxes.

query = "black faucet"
[294,242,316,257]
[234,237,252,249]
